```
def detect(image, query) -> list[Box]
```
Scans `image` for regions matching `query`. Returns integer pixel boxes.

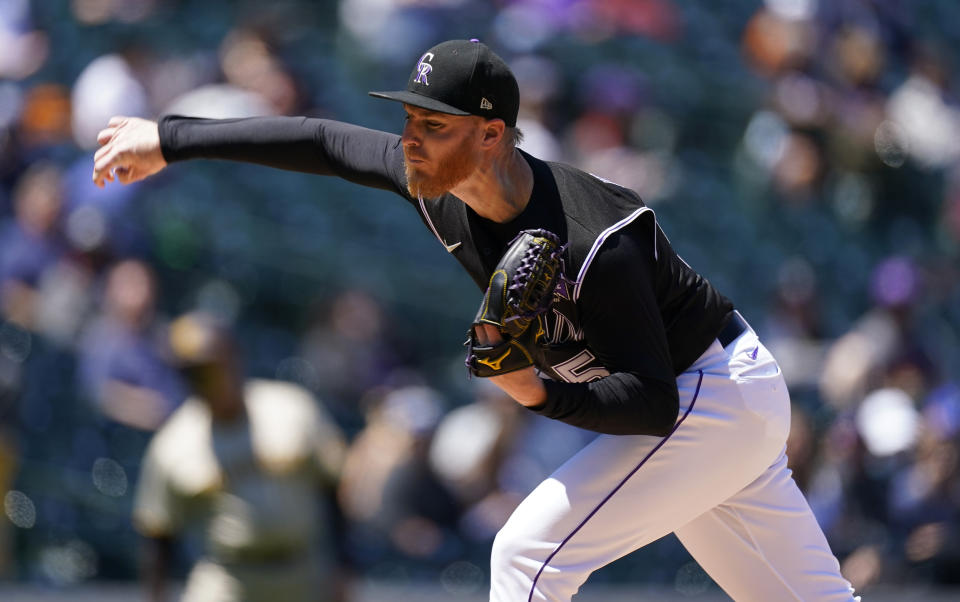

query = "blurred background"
[1,0,959,599]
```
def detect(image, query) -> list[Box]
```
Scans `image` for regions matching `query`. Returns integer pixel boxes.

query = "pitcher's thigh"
[674,452,858,602]
[490,429,770,600]
[489,431,703,601]
[489,367,789,601]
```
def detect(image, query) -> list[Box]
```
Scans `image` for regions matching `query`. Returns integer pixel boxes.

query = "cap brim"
[368,90,471,116]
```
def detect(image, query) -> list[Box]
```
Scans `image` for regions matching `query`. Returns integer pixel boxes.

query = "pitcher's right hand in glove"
[465,228,566,378]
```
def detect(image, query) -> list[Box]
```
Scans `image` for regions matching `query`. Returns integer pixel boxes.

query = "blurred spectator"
[0,163,95,346]
[133,311,349,602]
[0,163,74,331]
[77,259,185,432]
[430,381,523,509]
[164,27,304,119]
[429,381,526,543]
[429,380,597,546]
[217,28,303,115]
[819,256,934,411]
[742,5,816,77]
[337,384,460,570]
[299,289,401,429]
[886,43,960,170]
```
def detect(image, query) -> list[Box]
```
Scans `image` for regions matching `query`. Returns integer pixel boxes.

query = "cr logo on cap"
[414,52,434,85]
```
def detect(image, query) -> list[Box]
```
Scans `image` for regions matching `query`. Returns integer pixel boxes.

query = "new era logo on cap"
[369,39,519,127]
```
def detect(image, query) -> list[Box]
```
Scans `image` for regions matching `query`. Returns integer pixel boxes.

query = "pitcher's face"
[401,105,485,199]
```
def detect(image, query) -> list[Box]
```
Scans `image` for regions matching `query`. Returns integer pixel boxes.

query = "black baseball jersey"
[159,116,735,436]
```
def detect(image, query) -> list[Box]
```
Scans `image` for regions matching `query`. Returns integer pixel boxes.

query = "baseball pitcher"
[96,39,859,602]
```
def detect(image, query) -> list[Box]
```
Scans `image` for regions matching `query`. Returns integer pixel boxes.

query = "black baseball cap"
[369,39,519,127]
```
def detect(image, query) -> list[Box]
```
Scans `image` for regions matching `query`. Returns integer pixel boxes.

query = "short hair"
[505,126,524,149]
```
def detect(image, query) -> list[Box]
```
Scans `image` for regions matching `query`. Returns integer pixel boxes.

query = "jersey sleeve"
[158,115,409,197]
[132,439,186,538]
[529,221,680,436]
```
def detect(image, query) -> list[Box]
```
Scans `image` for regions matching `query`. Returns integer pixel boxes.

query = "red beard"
[404,145,479,199]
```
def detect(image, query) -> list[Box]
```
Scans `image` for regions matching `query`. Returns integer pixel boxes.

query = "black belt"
[717,311,749,348]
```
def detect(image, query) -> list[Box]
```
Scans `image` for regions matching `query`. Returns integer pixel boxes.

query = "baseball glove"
[465,228,566,377]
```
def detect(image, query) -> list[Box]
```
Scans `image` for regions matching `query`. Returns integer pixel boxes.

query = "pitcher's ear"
[480,118,506,149]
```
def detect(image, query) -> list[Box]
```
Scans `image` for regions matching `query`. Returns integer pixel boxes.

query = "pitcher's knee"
[491,526,532,582]
[490,526,582,601]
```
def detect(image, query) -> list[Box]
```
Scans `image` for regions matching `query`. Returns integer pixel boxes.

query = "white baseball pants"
[490,327,858,601]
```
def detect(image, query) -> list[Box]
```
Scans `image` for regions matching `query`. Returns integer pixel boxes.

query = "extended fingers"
[92,169,113,188]
[96,127,116,146]
[92,149,125,187]
[93,139,113,162]
[93,148,119,177]
[97,116,130,145]
[92,117,133,187]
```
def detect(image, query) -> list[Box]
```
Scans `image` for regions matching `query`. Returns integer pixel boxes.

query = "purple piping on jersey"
[573,207,654,301]
[527,370,704,602]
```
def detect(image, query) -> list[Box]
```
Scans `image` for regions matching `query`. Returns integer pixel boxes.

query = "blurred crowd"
[1,0,959,598]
